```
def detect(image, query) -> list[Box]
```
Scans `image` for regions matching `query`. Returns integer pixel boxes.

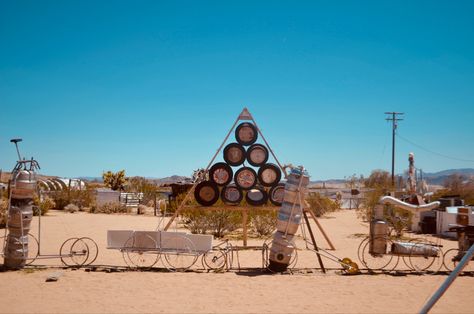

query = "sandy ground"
[0,209,472,313]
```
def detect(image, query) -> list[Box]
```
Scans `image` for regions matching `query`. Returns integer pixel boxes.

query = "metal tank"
[268,167,309,272]
[369,219,388,255]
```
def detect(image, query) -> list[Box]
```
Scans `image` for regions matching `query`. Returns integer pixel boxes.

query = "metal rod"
[250,116,287,179]
[303,210,326,273]
[419,244,474,314]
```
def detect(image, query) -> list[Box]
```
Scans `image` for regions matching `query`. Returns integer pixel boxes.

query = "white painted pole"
[419,244,474,314]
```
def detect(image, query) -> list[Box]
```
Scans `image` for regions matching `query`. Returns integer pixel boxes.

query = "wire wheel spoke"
[25,233,39,265]
[123,234,159,269]
[162,236,197,272]
[202,249,227,271]
[60,237,80,266]
[361,236,398,271]
[70,238,90,266]
[79,237,99,266]
[408,240,439,272]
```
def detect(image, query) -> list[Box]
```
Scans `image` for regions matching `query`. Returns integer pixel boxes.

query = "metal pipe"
[419,244,474,314]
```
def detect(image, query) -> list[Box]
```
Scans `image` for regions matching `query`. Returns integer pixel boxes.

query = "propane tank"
[369,219,388,255]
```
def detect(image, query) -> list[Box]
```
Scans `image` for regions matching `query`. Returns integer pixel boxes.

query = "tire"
[245,186,268,206]
[258,163,282,187]
[221,184,243,205]
[223,143,246,166]
[246,144,268,167]
[209,162,233,186]
[235,122,258,146]
[234,167,257,190]
[269,184,285,206]
[194,181,220,206]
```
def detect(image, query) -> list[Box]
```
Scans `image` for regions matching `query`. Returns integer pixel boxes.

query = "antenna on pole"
[384,112,404,188]
[10,138,23,161]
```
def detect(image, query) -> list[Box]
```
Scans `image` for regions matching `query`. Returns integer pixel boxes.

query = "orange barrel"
[11,170,37,200]
[245,186,268,206]
[194,181,219,206]
[209,162,233,186]
[234,167,257,190]
[246,144,268,167]
[235,122,258,146]
[221,184,243,205]
[258,163,281,187]
[223,143,246,166]
[268,231,296,272]
[269,184,285,206]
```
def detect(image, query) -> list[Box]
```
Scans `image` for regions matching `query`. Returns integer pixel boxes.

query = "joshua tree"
[102,170,127,191]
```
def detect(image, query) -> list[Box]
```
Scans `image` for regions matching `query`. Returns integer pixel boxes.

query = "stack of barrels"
[268,167,310,272]
[4,169,36,269]
[194,122,284,207]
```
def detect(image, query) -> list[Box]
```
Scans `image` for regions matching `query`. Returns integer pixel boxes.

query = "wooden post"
[306,209,336,250]
[242,209,248,247]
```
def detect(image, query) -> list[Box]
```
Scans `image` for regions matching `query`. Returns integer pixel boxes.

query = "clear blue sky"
[1,1,473,180]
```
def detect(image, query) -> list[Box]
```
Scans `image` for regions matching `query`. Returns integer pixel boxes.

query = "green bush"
[250,209,277,237]
[182,208,242,238]
[182,208,210,234]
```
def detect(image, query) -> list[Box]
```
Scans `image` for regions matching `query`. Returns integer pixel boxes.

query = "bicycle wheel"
[79,237,99,266]
[357,237,370,266]
[25,233,39,266]
[123,234,159,269]
[70,238,90,266]
[0,235,5,265]
[162,235,198,272]
[361,236,398,271]
[60,237,80,266]
[202,249,227,271]
[408,240,438,272]
[443,248,474,272]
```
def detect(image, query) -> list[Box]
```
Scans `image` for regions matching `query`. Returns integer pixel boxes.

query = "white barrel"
[11,170,37,200]
[269,232,295,266]
[276,202,303,234]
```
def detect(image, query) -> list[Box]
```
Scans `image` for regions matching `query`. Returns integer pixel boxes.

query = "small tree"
[103,170,127,191]
[306,192,341,217]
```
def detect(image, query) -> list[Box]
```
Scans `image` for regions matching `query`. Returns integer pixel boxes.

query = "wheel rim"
[361,236,398,271]
[162,236,198,272]
[123,234,159,269]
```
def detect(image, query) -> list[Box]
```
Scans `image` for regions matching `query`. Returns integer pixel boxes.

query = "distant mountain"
[421,168,474,186]
[153,175,192,185]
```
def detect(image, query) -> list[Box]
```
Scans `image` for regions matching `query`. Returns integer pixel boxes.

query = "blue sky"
[1,1,473,180]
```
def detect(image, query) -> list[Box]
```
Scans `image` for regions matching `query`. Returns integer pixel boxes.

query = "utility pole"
[385,112,404,188]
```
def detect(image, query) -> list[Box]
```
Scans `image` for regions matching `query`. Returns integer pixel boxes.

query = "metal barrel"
[269,232,295,266]
[4,235,29,269]
[269,167,310,271]
[369,220,389,254]
[7,205,33,230]
[10,170,37,200]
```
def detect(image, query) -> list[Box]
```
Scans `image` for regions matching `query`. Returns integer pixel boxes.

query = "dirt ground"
[0,209,472,313]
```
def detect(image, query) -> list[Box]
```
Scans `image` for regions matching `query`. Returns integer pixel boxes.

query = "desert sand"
[1,209,472,313]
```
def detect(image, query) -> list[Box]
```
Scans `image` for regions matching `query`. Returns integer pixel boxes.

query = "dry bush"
[182,209,210,234]
[64,204,79,213]
[33,195,55,216]
[182,209,242,238]
[0,199,7,228]
[306,192,341,217]
[250,210,277,237]
[90,202,127,214]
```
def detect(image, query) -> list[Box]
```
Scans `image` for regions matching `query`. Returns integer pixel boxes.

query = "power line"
[396,132,474,163]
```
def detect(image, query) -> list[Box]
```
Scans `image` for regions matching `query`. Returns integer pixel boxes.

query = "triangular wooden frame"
[163,107,335,251]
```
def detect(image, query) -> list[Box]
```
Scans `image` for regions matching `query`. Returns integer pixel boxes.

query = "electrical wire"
[396,132,474,163]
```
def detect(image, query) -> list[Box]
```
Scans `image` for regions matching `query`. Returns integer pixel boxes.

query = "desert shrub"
[33,195,55,216]
[208,210,242,238]
[306,192,341,217]
[48,187,94,210]
[250,209,277,237]
[90,202,127,214]
[182,209,242,238]
[182,209,210,234]
[64,203,79,213]
[0,199,7,228]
